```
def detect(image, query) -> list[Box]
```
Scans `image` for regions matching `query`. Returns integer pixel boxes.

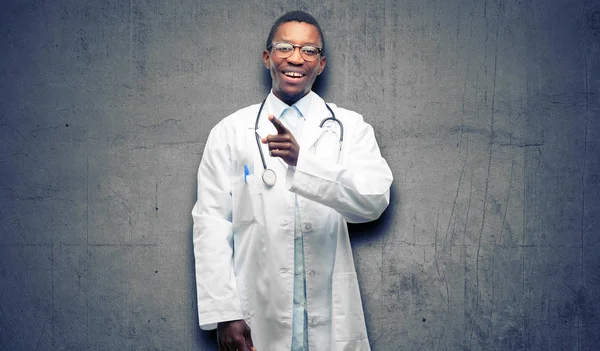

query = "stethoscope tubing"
[254,99,270,171]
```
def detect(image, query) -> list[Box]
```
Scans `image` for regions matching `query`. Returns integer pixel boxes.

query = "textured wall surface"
[1,0,599,350]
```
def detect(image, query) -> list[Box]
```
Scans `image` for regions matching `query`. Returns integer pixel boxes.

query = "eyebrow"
[276,40,321,47]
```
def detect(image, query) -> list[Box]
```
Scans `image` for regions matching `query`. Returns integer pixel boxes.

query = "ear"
[262,50,271,69]
[317,55,327,75]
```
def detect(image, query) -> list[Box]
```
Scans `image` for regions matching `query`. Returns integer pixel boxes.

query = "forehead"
[273,21,322,46]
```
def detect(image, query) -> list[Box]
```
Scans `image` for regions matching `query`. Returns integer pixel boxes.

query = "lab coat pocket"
[231,174,263,227]
[332,272,368,342]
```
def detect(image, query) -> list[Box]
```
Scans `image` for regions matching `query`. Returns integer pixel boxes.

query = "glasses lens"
[273,43,294,58]
[300,46,319,61]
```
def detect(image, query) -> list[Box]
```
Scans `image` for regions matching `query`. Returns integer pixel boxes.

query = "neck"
[273,90,309,106]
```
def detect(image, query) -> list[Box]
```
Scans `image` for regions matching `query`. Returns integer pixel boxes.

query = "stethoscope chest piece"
[262,168,276,187]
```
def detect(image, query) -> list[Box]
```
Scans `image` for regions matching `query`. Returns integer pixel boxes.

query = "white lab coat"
[192,92,393,351]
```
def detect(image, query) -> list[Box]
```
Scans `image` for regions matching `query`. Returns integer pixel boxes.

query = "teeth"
[284,72,304,77]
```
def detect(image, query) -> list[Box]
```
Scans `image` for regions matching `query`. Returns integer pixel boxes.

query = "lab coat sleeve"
[192,120,244,330]
[288,112,393,223]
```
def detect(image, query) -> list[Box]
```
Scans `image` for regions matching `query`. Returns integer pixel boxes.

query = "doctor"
[192,10,393,351]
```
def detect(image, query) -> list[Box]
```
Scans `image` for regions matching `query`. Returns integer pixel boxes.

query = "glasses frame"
[269,41,323,62]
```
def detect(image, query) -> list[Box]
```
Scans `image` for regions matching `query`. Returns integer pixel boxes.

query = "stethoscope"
[254,97,344,186]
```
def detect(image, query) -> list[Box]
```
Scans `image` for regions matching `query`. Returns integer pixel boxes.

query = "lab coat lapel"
[299,95,332,152]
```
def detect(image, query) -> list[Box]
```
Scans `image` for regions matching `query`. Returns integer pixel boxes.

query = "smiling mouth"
[283,71,306,78]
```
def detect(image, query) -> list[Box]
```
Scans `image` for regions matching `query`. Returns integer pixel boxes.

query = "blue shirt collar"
[266,90,315,118]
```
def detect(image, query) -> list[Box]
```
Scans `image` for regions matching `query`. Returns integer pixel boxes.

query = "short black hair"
[265,11,325,52]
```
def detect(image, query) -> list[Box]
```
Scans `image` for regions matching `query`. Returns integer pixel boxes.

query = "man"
[192,11,393,351]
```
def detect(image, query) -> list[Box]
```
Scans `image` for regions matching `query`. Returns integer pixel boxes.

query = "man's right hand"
[216,319,256,351]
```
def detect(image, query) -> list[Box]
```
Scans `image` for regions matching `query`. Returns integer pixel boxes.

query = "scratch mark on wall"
[454,0,460,69]
[489,202,499,342]
[155,182,159,217]
[51,243,55,349]
[0,122,26,140]
[578,5,591,348]
[461,9,474,117]
[433,203,450,350]
[471,0,503,346]
[489,160,515,344]
[129,0,133,77]
[463,171,474,345]
[500,161,515,246]
[444,138,469,248]
[85,81,90,349]
[107,186,129,207]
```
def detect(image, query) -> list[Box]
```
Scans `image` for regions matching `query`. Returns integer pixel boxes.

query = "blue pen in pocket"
[244,165,249,183]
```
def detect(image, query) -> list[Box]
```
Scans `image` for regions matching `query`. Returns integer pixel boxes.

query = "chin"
[278,87,308,102]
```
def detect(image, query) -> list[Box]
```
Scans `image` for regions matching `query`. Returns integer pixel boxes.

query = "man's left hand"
[262,114,300,166]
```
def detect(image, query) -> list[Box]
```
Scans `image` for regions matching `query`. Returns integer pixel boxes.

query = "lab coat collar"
[254,91,306,131]
[291,91,313,118]
[255,90,324,141]
[266,91,289,119]
[264,90,334,150]
[265,90,313,119]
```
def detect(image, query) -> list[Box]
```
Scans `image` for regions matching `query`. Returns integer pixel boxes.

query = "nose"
[286,47,304,64]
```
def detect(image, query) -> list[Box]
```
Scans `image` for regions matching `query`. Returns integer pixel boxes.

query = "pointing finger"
[245,326,256,351]
[268,114,288,134]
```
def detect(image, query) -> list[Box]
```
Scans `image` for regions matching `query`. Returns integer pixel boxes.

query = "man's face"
[262,21,326,105]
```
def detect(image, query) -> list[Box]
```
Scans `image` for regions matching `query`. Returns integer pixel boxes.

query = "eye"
[275,43,293,52]
[301,46,318,56]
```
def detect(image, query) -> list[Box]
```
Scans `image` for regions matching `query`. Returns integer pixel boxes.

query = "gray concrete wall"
[1,0,598,350]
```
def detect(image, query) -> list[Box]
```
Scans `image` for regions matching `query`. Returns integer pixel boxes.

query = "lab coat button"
[308,270,316,277]
[303,222,312,231]
[279,268,290,275]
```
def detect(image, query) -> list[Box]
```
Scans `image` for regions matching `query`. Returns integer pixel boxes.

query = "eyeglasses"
[270,42,322,62]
